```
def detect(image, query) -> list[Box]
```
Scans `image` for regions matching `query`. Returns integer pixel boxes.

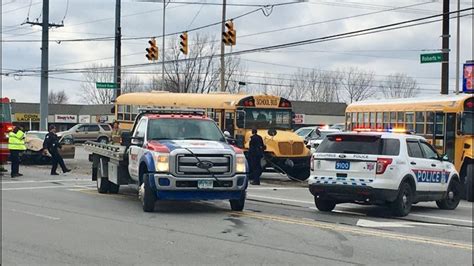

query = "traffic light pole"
[113,0,121,100]
[162,0,166,90]
[220,0,227,92]
[441,0,450,95]
[455,0,461,95]
[26,0,63,131]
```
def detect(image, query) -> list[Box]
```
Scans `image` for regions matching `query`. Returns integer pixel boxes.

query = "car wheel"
[314,197,336,212]
[97,175,110,194]
[464,164,473,202]
[230,192,246,211]
[109,182,120,194]
[98,137,108,144]
[390,182,413,217]
[139,173,156,212]
[436,178,461,210]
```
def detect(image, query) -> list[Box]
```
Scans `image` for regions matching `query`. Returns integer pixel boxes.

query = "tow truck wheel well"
[139,163,148,185]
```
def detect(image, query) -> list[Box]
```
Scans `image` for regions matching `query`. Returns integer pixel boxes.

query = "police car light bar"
[353,127,414,134]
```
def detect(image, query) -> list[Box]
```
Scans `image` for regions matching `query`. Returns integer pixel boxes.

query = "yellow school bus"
[346,94,474,200]
[114,91,311,180]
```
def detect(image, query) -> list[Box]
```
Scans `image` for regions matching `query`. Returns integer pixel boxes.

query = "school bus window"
[357,113,363,127]
[369,112,375,128]
[124,113,131,121]
[427,112,434,123]
[397,112,404,123]
[363,112,369,127]
[383,112,389,123]
[117,113,124,120]
[390,112,396,124]
[406,113,414,131]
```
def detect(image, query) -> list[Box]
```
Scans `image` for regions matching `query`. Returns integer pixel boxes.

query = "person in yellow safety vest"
[111,121,121,144]
[8,125,26,178]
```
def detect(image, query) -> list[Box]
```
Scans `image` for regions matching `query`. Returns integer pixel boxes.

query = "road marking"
[9,208,60,221]
[234,212,473,251]
[408,213,473,224]
[2,178,91,184]
[356,219,449,228]
[2,185,95,191]
[248,194,313,205]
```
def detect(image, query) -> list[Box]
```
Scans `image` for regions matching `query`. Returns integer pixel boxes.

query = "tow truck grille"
[176,154,232,175]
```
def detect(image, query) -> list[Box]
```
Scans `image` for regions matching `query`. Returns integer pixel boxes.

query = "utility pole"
[441,0,450,95]
[220,0,227,92]
[162,0,166,90]
[26,0,63,131]
[455,0,461,94]
[113,0,122,100]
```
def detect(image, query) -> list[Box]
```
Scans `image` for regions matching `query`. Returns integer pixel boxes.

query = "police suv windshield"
[317,135,400,155]
[147,118,226,142]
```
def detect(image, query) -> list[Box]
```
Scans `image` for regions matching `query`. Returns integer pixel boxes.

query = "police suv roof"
[327,131,426,140]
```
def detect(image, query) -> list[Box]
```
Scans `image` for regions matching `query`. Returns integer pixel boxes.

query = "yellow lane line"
[234,211,473,251]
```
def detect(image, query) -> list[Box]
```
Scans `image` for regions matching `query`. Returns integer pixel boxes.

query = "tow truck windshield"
[147,118,226,142]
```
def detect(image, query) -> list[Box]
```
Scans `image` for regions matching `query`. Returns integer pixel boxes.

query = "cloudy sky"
[2,0,473,103]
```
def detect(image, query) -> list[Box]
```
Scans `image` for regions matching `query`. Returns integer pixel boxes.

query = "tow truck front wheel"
[230,192,246,211]
[139,174,156,212]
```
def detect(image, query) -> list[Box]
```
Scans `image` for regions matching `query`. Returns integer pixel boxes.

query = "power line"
[3,9,472,76]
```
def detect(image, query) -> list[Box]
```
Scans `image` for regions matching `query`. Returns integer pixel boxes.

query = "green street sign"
[96,82,118,89]
[420,53,443,64]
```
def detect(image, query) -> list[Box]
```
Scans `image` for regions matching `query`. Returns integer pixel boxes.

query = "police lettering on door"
[413,169,449,183]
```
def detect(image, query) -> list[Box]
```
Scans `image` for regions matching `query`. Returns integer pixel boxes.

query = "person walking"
[248,128,265,185]
[8,126,26,178]
[43,125,71,175]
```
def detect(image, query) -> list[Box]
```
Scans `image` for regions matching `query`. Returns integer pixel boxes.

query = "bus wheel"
[465,164,473,202]
[287,167,310,181]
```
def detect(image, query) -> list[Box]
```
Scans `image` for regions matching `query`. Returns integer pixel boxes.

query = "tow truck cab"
[124,109,248,212]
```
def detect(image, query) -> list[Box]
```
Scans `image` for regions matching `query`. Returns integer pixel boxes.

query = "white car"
[307,128,341,153]
[308,131,461,217]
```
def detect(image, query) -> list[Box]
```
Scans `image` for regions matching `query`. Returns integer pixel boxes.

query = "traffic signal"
[179,32,188,55]
[223,20,236,46]
[146,38,159,61]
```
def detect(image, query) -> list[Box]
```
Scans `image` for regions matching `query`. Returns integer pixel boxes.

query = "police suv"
[308,131,461,217]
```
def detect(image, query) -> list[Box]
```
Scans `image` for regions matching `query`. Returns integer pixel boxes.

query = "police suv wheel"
[97,176,110,194]
[314,197,336,212]
[436,178,461,210]
[390,182,413,217]
[230,192,246,211]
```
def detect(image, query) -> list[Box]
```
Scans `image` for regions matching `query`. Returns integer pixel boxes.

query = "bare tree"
[79,64,148,104]
[48,90,69,104]
[79,63,115,104]
[156,34,245,93]
[288,69,340,102]
[381,73,420,98]
[338,67,375,103]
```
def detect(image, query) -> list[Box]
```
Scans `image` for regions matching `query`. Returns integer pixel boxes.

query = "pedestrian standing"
[111,121,121,144]
[43,125,71,175]
[248,128,265,185]
[8,126,26,178]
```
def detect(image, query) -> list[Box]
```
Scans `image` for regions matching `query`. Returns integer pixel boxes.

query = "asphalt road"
[1,147,473,265]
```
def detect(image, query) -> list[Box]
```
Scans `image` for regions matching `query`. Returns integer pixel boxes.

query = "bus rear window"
[317,135,400,155]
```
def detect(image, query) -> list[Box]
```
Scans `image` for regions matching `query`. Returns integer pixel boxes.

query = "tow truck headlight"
[236,155,246,173]
[154,154,169,172]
